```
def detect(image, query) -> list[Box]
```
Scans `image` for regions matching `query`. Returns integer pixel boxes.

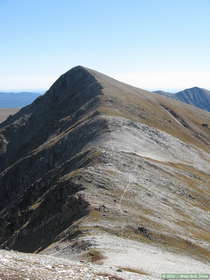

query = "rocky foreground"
[0,246,209,280]
[0,249,127,280]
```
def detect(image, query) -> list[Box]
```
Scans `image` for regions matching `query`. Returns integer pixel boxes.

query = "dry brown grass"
[191,229,210,243]
[175,219,201,230]
[82,249,106,264]
[29,200,42,210]
[98,85,210,153]
[59,168,82,182]
[92,224,210,263]
[144,160,210,211]
[119,266,150,275]
[151,232,210,262]
[87,209,102,222]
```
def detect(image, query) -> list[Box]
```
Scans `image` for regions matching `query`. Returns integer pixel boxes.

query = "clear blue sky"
[0,0,210,91]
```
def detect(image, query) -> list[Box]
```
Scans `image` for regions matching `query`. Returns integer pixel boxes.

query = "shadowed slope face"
[0,66,210,270]
[0,66,104,251]
[0,66,102,170]
[175,87,210,112]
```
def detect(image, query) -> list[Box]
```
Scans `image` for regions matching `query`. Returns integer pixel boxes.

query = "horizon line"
[0,86,210,94]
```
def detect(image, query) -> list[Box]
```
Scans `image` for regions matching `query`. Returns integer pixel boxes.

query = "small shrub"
[82,249,105,263]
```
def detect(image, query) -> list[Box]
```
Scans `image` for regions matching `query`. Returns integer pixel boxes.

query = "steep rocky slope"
[0,66,210,278]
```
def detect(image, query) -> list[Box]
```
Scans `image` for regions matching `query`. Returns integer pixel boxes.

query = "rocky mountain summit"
[0,66,210,279]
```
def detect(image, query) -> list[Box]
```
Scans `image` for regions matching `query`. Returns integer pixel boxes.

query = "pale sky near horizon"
[0,0,210,92]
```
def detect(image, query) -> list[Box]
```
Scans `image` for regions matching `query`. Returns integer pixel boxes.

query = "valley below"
[0,108,19,123]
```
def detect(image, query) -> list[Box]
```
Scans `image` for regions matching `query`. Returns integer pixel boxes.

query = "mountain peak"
[190,86,202,90]
[175,86,210,111]
[60,65,98,79]
[42,65,102,106]
[50,65,96,88]
[0,67,210,271]
[63,65,92,76]
[177,86,208,94]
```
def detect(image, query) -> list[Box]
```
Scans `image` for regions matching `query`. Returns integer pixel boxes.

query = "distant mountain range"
[0,91,41,108]
[153,87,210,112]
[1,87,210,113]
